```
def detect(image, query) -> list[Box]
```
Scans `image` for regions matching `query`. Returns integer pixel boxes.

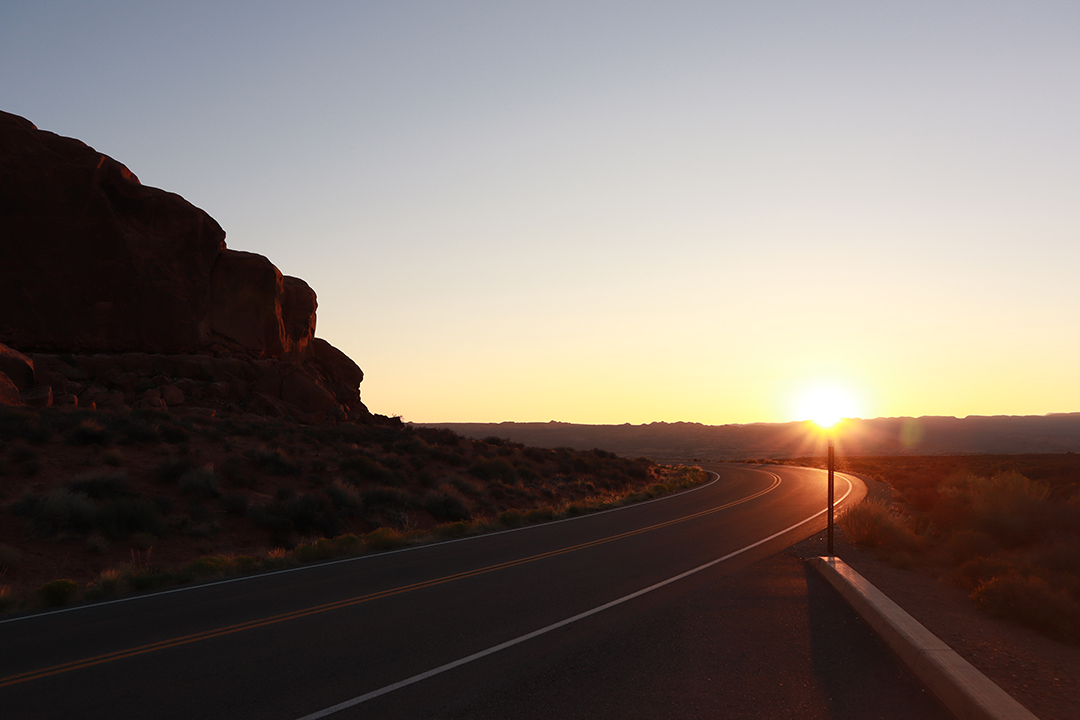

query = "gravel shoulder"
[788,476,1080,720]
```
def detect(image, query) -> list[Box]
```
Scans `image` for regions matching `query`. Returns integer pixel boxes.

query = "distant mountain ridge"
[417,413,1080,462]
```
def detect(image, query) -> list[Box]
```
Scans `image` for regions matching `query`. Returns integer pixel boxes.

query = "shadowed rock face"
[0,110,225,353]
[0,110,367,421]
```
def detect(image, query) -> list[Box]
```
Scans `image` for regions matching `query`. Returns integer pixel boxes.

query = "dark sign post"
[827,439,835,556]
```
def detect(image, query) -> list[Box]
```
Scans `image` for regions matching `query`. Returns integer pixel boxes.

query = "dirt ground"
[790,477,1079,720]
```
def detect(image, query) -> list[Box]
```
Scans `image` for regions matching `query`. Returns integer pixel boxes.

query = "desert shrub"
[421,490,470,522]
[159,422,190,444]
[572,456,596,474]
[525,506,556,523]
[156,458,199,484]
[25,487,98,535]
[564,502,587,517]
[623,459,651,480]
[37,579,78,607]
[101,448,125,466]
[126,568,174,591]
[0,543,20,569]
[66,472,132,499]
[470,458,517,483]
[129,531,156,549]
[220,492,249,516]
[339,453,395,484]
[185,555,231,578]
[66,419,113,446]
[934,471,1051,547]
[497,509,525,528]
[434,521,472,539]
[86,533,111,554]
[953,554,1029,591]
[255,493,340,539]
[944,530,999,564]
[838,499,916,548]
[324,480,363,512]
[971,573,1080,643]
[86,568,123,599]
[1030,538,1080,576]
[517,466,541,484]
[450,475,484,497]
[291,537,339,563]
[365,527,406,551]
[178,467,221,499]
[648,483,670,497]
[8,441,39,463]
[361,486,414,511]
[246,448,301,476]
[219,454,253,487]
[115,413,163,444]
[419,427,461,447]
[97,497,164,538]
[0,586,15,613]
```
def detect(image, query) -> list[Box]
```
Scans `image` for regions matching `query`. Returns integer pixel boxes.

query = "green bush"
[37,579,79,607]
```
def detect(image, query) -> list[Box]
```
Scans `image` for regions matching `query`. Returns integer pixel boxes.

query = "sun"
[794,385,861,429]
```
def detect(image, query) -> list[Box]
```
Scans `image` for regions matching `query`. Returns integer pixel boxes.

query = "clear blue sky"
[4,2,1078,424]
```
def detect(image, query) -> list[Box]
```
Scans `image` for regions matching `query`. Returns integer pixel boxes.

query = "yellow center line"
[1,474,780,688]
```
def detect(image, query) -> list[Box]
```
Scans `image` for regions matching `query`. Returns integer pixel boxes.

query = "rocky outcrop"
[0,111,369,422]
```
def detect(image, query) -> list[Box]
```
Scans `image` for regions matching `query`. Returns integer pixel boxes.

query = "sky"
[3,2,1078,425]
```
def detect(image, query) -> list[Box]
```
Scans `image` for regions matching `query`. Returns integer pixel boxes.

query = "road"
[0,463,949,719]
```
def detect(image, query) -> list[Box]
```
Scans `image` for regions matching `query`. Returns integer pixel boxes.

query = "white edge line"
[294,474,856,720]
[0,468,727,625]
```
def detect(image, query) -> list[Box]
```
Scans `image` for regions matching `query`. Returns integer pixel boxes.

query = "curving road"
[0,464,949,719]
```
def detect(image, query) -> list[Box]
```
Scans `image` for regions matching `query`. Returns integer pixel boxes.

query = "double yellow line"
[1,473,779,688]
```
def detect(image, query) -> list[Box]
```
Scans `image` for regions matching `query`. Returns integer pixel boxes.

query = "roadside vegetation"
[0,407,706,614]
[777,454,1080,644]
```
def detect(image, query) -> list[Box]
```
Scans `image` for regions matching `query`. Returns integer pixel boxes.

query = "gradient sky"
[3,2,1078,424]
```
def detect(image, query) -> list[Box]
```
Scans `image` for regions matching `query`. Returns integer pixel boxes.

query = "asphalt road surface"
[0,464,950,719]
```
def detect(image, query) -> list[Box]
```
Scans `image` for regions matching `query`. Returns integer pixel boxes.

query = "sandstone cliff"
[0,110,368,422]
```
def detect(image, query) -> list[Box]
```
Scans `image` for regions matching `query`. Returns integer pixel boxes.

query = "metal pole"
[827,440,835,556]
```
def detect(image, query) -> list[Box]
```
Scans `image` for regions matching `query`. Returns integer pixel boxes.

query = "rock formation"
[0,110,369,422]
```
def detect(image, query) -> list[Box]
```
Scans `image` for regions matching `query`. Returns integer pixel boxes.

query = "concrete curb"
[809,557,1040,720]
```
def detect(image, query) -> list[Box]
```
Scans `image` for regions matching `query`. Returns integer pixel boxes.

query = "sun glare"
[794,385,861,429]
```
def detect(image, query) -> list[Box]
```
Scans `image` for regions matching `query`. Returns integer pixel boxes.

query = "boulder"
[0,111,224,353]
[0,372,20,406]
[0,343,35,390]
[20,385,53,408]
[0,111,368,420]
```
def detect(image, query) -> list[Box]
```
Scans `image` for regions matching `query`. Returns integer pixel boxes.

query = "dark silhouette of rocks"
[0,110,369,422]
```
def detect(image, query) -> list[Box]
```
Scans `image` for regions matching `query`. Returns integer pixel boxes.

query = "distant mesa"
[0,110,371,422]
